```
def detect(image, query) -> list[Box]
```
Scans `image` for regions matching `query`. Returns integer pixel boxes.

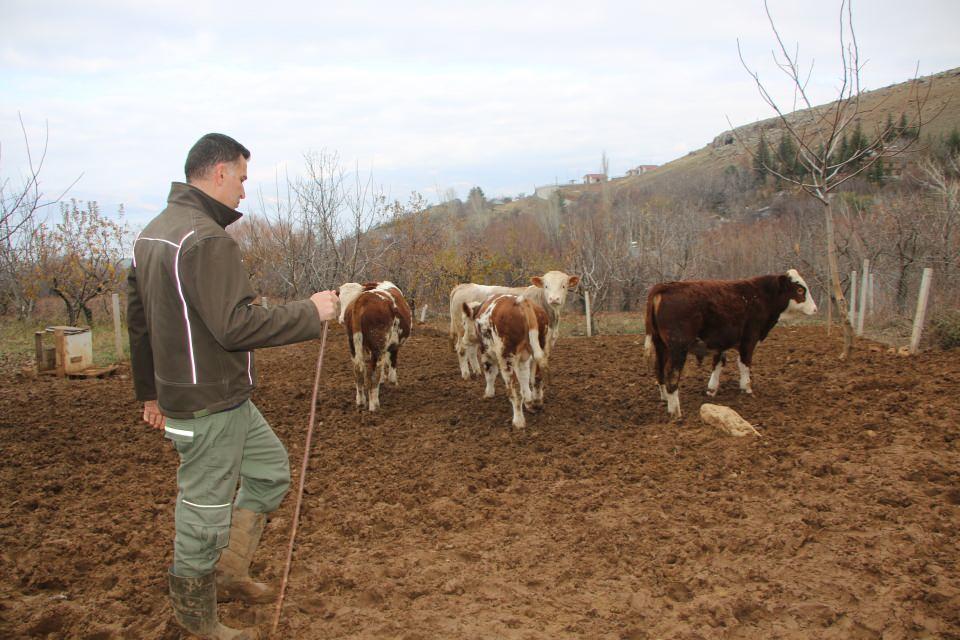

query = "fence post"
[584,290,593,338]
[826,293,832,336]
[262,296,269,309]
[857,260,869,336]
[112,293,124,362]
[868,272,875,317]
[909,268,933,355]
[419,304,429,323]
[848,271,857,326]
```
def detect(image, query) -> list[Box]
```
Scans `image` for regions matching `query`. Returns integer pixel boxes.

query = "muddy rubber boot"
[168,570,259,639]
[216,508,276,604]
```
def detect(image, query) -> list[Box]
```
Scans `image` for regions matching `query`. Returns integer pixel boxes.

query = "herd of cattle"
[335,268,818,426]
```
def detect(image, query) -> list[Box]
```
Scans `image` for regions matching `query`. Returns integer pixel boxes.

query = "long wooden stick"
[271,321,330,638]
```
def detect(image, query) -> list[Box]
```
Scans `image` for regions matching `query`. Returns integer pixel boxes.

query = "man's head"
[184,133,250,209]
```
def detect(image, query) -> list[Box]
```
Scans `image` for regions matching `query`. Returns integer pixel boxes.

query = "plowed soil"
[1,324,958,639]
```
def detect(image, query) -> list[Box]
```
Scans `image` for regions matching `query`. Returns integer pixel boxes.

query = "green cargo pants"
[164,400,290,577]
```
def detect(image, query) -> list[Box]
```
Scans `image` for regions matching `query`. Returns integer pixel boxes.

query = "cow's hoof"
[706,389,718,397]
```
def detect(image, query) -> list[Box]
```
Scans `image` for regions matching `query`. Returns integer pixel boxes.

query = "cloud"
[2,0,958,227]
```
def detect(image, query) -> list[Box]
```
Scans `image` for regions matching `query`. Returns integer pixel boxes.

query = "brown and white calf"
[462,294,551,429]
[338,281,412,412]
[643,269,817,418]
[449,270,579,380]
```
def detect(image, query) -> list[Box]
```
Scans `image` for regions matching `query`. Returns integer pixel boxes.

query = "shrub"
[932,311,960,350]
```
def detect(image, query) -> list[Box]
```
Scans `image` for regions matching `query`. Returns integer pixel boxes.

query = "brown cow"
[449,270,579,380]
[644,269,817,418]
[462,294,551,429]
[338,281,412,412]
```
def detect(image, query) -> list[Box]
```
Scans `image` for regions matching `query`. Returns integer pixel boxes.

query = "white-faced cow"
[644,269,817,418]
[449,270,579,380]
[338,281,412,412]
[462,294,551,429]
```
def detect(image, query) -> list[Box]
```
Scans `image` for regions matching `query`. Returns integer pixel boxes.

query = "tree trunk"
[895,260,911,313]
[823,198,853,359]
[52,288,80,326]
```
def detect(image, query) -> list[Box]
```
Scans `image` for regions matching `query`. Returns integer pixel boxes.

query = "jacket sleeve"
[178,235,322,351]
[126,262,157,401]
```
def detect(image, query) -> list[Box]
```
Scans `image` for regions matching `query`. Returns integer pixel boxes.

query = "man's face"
[216,156,247,209]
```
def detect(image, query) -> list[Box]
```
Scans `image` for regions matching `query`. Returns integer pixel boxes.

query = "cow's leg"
[663,342,688,419]
[738,342,755,395]
[351,333,366,408]
[528,358,545,411]
[366,348,380,411]
[706,351,724,397]
[653,335,668,402]
[352,357,366,408]
[501,356,525,429]
[517,356,537,413]
[387,345,400,385]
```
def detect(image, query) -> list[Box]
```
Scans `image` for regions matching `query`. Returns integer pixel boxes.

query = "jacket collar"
[167,182,243,228]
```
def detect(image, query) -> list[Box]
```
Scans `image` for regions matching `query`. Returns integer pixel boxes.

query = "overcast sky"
[2,0,957,228]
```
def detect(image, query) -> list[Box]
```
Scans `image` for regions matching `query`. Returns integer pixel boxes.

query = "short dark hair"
[184,133,250,182]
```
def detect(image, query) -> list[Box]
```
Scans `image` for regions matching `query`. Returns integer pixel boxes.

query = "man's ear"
[531,276,544,288]
[213,162,227,186]
[567,275,580,288]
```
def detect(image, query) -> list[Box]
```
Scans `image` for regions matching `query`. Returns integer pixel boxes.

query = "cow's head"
[337,282,365,324]
[460,301,482,344]
[531,271,581,309]
[781,269,817,316]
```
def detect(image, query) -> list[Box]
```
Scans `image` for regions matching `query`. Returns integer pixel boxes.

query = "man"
[127,133,338,639]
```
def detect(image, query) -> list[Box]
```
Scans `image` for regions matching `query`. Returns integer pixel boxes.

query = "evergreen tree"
[867,156,885,184]
[467,186,486,215]
[777,132,798,179]
[753,133,771,184]
[883,113,896,142]
[947,127,960,158]
[849,120,867,168]
[836,134,850,167]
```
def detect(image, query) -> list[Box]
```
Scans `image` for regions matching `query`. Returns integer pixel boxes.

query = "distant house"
[626,164,659,177]
[583,173,607,185]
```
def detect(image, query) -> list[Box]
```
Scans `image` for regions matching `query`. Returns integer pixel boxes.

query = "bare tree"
[0,116,80,317]
[735,0,929,359]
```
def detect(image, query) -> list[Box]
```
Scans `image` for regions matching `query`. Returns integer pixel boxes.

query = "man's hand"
[310,290,338,322]
[142,400,165,430]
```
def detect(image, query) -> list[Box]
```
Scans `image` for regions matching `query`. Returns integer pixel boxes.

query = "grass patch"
[0,319,130,372]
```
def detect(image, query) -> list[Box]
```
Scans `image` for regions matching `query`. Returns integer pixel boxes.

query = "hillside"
[481,67,960,220]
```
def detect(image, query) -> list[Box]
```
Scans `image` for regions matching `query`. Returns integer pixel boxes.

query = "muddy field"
[0,323,958,639]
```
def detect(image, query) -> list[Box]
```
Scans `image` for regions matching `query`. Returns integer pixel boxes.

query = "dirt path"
[1,324,958,639]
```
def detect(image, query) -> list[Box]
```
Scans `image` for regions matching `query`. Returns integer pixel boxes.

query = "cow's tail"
[449,312,459,351]
[520,298,546,366]
[643,290,659,365]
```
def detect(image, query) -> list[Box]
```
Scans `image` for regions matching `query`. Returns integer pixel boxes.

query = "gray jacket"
[127,182,320,418]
